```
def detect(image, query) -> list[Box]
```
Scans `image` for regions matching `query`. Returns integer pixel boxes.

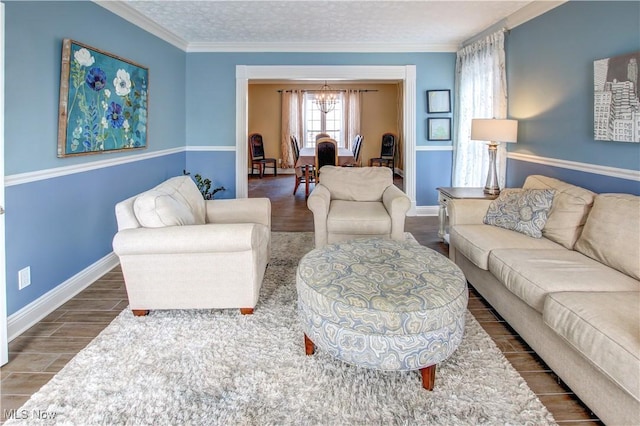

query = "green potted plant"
[183,170,226,200]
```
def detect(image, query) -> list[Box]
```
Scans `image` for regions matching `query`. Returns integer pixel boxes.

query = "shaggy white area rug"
[8,232,556,425]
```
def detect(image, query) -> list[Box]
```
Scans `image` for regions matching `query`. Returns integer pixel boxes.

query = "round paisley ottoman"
[296,238,468,390]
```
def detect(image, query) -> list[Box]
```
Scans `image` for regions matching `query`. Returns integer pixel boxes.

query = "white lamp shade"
[471,119,518,143]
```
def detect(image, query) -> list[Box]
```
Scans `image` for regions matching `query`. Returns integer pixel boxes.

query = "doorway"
[235,65,417,215]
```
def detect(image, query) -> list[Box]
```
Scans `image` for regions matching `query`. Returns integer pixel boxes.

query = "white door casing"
[235,65,417,215]
[1,2,8,366]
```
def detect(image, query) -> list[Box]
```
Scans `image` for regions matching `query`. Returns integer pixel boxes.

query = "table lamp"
[470,118,518,195]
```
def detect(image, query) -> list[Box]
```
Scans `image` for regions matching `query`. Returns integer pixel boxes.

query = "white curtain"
[281,90,304,168]
[453,30,508,187]
[343,90,361,150]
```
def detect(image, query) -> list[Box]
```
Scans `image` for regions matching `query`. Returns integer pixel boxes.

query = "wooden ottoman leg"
[304,333,315,355]
[420,365,437,391]
[240,308,254,315]
[132,309,149,317]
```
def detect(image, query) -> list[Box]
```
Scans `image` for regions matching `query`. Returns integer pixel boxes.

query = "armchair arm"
[307,184,331,248]
[448,199,493,226]
[113,223,265,255]
[205,198,271,228]
[382,185,412,240]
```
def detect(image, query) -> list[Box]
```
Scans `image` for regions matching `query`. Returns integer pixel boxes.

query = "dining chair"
[369,133,396,172]
[249,133,277,178]
[291,135,315,195]
[315,132,330,141]
[345,135,362,167]
[315,138,339,182]
[352,135,364,166]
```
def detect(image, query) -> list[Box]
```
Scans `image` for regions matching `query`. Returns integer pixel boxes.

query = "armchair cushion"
[132,176,206,228]
[328,200,391,235]
[318,166,392,201]
[134,190,197,228]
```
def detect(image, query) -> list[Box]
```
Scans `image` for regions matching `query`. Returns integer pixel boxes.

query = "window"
[303,92,343,147]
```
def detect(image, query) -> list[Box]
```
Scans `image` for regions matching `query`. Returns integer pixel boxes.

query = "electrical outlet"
[18,266,31,290]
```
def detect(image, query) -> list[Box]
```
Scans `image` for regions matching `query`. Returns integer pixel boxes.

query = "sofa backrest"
[574,193,640,280]
[319,166,393,201]
[523,175,595,249]
[115,176,206,230]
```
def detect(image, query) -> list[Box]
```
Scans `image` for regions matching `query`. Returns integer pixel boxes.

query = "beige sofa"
[113,176,271,315]
[307,166,411,248]
[448,175,639,425]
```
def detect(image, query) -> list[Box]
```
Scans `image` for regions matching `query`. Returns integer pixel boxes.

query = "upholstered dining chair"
[315,132,330,141]
[291,135,315,195]
[315,138,338,182]
[249,133,277,178]
[369,133,396,172]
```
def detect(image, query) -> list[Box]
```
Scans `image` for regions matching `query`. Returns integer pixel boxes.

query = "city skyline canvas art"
[593,50,639,143]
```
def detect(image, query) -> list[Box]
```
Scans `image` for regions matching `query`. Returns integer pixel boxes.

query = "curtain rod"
[277,89,378,93]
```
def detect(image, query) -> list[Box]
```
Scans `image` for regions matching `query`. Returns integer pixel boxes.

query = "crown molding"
[187,42,457,53]
[93,0,189,51]
[461,0,567,48]
[95,0,563,54]
[506,0,568,30]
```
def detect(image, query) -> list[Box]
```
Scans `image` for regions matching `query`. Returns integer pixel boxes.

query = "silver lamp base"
[484,142,500,195]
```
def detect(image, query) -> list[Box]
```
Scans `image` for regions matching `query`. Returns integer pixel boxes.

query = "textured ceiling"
[121,0,537,50]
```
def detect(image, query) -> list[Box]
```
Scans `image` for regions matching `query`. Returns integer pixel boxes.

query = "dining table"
[294,147,356,197]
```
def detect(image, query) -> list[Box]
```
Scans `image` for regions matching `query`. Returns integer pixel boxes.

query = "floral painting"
[57,39,148,157]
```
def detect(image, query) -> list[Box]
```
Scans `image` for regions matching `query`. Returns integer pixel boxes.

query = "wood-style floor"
[1,174,601,424]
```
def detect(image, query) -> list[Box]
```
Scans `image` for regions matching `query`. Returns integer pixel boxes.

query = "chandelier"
[314,81,337,114]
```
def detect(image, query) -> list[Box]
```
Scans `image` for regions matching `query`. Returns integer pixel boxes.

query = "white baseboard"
[7,252,120,341]
[415,205,439,216]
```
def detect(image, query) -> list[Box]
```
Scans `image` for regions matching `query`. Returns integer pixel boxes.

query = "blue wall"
[506,1,640,193]
[185,52,456,205]
[4,1,187,315]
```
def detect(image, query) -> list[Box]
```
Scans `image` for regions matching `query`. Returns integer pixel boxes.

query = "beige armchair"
[307,166,411,248]
[112,176,271,315]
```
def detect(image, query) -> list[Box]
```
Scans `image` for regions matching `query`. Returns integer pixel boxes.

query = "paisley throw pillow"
[483,189,556,238]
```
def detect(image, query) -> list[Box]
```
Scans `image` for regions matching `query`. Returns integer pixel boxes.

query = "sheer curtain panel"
[281,90,304,169]
[453,30,508,188]
[343,89,361,150]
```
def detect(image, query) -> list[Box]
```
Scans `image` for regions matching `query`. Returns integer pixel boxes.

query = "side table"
[436,187,498,243]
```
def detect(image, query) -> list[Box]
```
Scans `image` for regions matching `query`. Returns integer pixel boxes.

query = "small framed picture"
[427,118,451,141]
[426,89,451,113]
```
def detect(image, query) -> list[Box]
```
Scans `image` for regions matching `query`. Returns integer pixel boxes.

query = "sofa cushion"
[544,291,640,402]
[523,175,595,249]
[449,224,563,270]
[327,200,391,235]
[133,190,197,228]
[488,249,640,313]
[574,194,640,280]
[319,166,392,202]
[483,188,555,238]
[152,176,206,224]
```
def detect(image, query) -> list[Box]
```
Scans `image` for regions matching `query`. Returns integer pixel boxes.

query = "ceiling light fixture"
[315,81,337,114]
